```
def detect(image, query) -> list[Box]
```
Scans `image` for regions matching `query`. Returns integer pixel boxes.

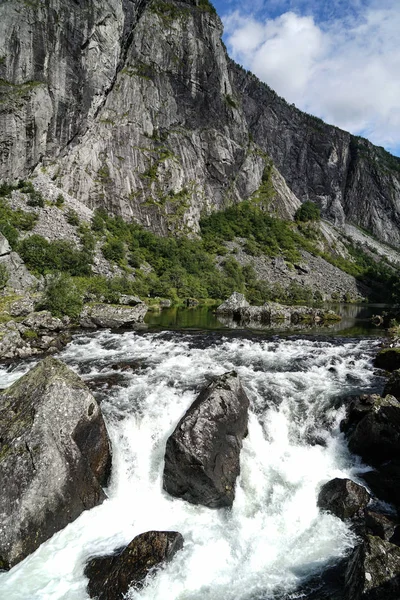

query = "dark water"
[145,303,388,337]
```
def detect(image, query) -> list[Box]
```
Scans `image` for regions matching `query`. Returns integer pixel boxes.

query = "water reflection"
[145,304,389,337]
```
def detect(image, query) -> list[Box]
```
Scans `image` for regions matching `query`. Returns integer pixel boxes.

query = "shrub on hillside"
[295,201,321,223]
[18,234,92,276]
[39,273,84,319]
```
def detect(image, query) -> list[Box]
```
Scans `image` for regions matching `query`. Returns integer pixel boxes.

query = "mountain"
[1,0,400,245]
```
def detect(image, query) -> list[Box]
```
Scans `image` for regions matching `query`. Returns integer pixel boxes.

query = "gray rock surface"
[1,0,399,244]
[344,535,400,600]
[216,292,250,313]
[0,233,11,256]
[163,371,249,508]
[341,394,400,465]
[8,297,36,317]
[317,478,370,520]
[80,302,148,328]
[0,251,38,292]
[0,357,111,569]
[365,510,399,543]
[84,531,184,600]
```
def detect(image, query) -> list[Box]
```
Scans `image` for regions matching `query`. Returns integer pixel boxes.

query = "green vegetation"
[0,194,38,249]
[295,201,321,223]
[39,274,84,319]
[225,94,237,109]
[55,194,64,208]
[18,235,92,276]
[250,162,275,208]
[198,0,217,14]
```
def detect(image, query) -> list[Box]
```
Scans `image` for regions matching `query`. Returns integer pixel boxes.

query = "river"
[0,312,387,599]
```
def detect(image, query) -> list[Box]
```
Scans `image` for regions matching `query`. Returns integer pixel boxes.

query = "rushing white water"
[0,331,383,600]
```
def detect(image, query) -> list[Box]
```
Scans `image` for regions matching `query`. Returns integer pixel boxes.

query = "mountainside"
[1,0,400,245]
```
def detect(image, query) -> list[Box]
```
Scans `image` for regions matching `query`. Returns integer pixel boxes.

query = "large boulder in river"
[216,292,250,314]
[344,535,400,600]
[80,302,148,328]
[85,531,184,600]
[163,371,249,508]
[361,462,400,512]
[317,478,370,520]
[0,357,111,569]
[383,369,400,400]
[341,394,400,465]
[374,348,400,372]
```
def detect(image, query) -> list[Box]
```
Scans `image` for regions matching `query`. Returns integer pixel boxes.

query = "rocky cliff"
[1,0,400,244]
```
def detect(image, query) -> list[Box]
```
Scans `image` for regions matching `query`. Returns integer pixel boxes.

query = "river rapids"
[0,330,384,599]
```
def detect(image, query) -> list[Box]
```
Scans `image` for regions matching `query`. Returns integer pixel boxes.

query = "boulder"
[163,371,249,508]
[216,292,250,314]
[0,357,111,569]
[23,310,65,331]
[118,294,142,306]
[344,535,400,600]
[365,510,398,542]
[0,251,38,292]
[80,303,148,328]
[341,394,400,465]
[0,232,11,256]
[317,478,370,520]
[361,462,400,511]
[160,299,172,308]
[374,348,400,372]
[9,297,36,317]
[383,369,400,400]
[85,531,184,600]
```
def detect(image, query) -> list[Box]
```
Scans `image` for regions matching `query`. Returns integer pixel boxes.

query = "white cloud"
[222,1,400,153]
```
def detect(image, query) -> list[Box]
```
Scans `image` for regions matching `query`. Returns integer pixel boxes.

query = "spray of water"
[0,331,382,600]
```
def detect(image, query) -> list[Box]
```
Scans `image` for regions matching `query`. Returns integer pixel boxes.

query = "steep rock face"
[163,371,249,508]
[0,357,111,569]
[0,0,143,180]
[231,63,400,246]
[1,0,400,244]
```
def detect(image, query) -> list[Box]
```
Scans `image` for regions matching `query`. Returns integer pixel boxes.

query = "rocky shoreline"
[0,294,148,361]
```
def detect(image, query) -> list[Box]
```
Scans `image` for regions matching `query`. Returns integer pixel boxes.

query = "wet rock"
[365,510,398,542]
[85,531,184,600]
[0,357,111,569]
[163,371,249,508]
[383,369,400,400]
[216,292,250,314]
[361,462,400,511]
[341,394,400,465]
[374,348,400,372]
[80,303,148,328]
[344,535,400,600]
[317,478,370,520]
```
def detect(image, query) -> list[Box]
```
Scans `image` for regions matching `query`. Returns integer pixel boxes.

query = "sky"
[212,0,400,157]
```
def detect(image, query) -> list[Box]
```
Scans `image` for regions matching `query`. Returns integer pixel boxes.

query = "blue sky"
[212,0,400,157]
